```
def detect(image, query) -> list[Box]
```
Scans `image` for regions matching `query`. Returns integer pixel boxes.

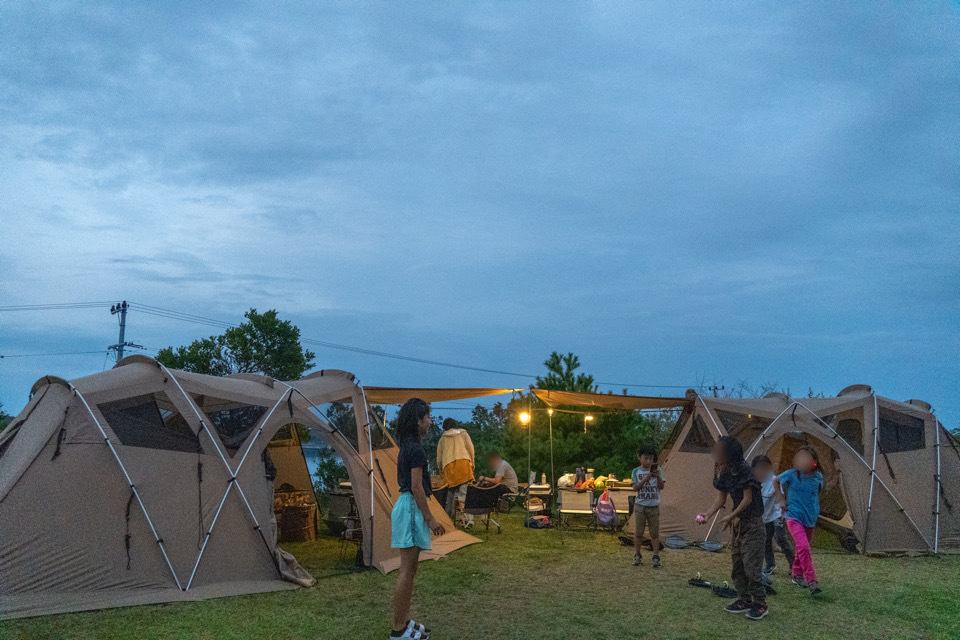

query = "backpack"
[595,489,617,528]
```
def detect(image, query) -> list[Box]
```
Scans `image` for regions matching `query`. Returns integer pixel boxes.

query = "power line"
[0,351,108,358]
[0,302,114,311]
[0,301,693,389]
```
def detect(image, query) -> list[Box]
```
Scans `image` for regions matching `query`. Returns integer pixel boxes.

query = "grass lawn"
[3,511,959,640]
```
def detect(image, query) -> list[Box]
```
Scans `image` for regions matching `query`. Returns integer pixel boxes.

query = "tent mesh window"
[191,394,268,457]
[835,418,864,456]
[679,414,713,453]
[312,401,359,452]
[99,392,203,454]
[878,408,925,453]
[715,411,772,449]
[367,409,394,450]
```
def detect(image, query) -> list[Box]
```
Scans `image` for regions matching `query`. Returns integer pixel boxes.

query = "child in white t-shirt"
[751,455,794,576]
[630,442,665,568]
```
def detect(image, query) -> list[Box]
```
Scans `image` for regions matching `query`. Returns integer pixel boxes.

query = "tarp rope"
[125,489,135,570]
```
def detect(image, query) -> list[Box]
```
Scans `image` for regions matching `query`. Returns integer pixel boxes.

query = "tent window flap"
[99,393,203,454]
[680,414,713,454]
[878,408,925,453]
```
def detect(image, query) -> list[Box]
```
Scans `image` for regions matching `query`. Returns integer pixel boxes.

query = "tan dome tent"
[652,387,959,554]
[0,356,478,619]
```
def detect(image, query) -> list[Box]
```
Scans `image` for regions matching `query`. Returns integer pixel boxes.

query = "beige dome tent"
[651,386,959,554]
[0,356,478,619]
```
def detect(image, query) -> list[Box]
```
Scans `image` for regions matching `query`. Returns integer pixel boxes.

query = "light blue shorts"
[391,492,432,550]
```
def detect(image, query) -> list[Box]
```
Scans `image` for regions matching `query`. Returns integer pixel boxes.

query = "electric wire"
[0,301,694,389]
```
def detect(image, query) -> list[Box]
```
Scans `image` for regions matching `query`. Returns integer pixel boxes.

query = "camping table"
[526,483,553,514]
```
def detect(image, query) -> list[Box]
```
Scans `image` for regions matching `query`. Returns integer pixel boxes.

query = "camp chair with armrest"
[464,483,512,534]
[557,488,595,529]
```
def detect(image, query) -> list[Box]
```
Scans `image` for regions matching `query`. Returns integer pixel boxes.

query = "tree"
[157,309,315,380]
[0,402,11,433]
[495,352,677,482]
[535,352,597,393]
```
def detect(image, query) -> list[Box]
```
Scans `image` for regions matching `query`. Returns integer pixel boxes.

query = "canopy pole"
[359,382,375,568]
[69,384,184,591]
[696,395,724,437]
[862,394,880,553]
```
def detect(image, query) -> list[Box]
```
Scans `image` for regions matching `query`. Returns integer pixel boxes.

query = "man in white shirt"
[479,451,519,493]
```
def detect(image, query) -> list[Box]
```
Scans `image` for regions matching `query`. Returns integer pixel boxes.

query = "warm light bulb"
[520,412,530,424]
[585,415,594,421]
[548,409,554,415]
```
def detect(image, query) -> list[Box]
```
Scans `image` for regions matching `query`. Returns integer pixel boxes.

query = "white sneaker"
[389,627,427,640]
[407,620,430,635]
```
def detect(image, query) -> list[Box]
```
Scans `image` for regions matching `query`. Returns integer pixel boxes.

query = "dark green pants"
[731,515,766,601]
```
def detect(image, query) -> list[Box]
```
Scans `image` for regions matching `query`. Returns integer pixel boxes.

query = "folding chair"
[557,488,595,529]
[464,484,511,533]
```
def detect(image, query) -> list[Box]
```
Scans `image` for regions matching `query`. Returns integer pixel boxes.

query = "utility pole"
[109,301,142,363]
[707,385,725,398]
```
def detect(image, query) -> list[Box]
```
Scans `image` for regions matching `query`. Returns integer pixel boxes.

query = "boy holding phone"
[631,442,665,568]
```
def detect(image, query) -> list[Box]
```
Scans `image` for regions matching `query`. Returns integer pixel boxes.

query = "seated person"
[478,451,519,493]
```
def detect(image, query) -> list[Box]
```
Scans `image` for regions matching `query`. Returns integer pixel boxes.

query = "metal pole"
[70,384,184,590]
[862,394,880,553]
[359,383,376,568]
[934,417,941,554]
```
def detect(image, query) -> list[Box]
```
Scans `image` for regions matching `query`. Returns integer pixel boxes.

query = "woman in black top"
[390,398,445,640]
[698,435,769,621]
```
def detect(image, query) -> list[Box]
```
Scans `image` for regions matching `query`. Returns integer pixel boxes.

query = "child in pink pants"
[774,446,841,596]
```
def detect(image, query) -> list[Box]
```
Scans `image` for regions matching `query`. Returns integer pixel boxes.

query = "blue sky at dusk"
[1,3,957,426]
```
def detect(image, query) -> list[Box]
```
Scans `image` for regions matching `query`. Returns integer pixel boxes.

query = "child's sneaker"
[763,564,776,575]
[652,555,661,569]
[809,581,822,596]
[792,576,808,589]
[724,598,752,614]
[407,620,430,635]
[633,553,642,566]
[746,600,769,621]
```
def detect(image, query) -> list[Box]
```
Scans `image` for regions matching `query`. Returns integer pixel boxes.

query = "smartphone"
[651,463,659,474]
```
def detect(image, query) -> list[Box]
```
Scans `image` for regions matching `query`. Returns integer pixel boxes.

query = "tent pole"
[934,417,941,554]
[743,402,798,459]
[159,363,289,581]
[792,400,932,551]
[696,395,724,437]
[69,384,184,591]
[186,482,234,590]
[862,394,880,553]
[157,363,236,475]
[359,383,376,569]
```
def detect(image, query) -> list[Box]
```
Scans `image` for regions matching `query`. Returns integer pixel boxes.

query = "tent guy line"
[0,301,694,389]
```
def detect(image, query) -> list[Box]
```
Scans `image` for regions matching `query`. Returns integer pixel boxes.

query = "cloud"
[0,2,957,425]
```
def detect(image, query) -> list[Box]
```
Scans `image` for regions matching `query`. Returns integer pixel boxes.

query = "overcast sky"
[1,3,957,426]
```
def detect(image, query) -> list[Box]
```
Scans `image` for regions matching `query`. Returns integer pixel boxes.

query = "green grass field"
[3,511,958,640]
